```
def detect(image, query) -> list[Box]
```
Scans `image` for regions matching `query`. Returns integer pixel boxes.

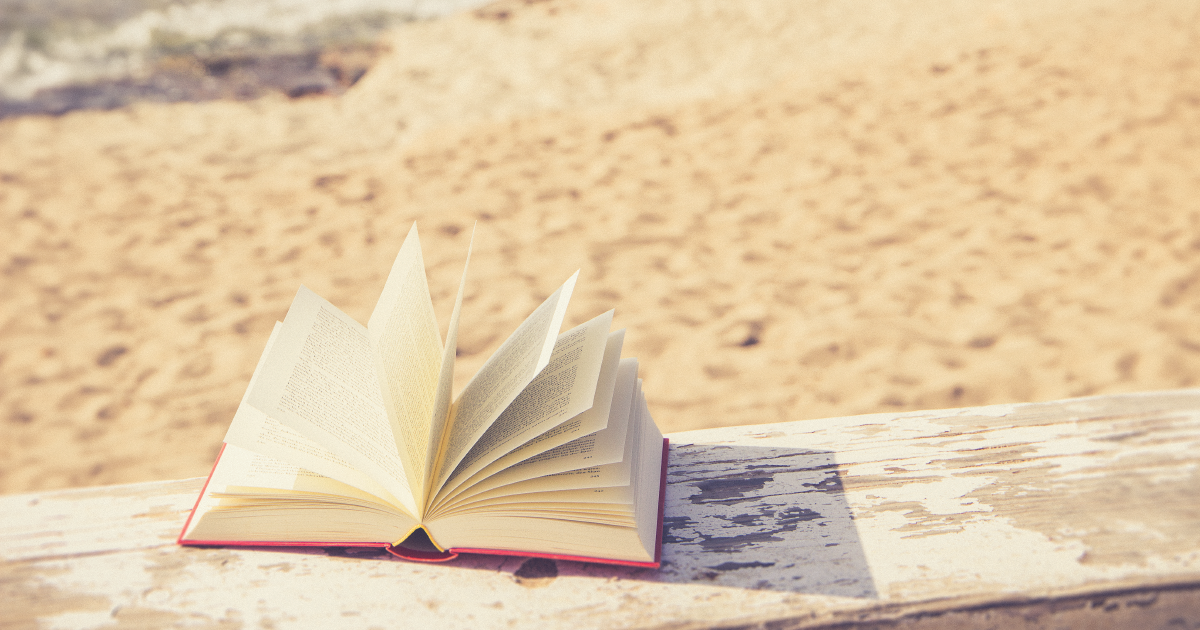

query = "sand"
[2,0,1199,493]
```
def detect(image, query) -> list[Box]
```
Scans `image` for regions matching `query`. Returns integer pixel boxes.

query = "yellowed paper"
[436,311,612,503]
[223,322,413,513]
[245,285,415,513]
[182,443,419,544]
[441,361,639,509]
[430,331,625,511]
[435,369,642,514]
[367,224,443,499]
[421,226,473,503]
[430,271,578,492]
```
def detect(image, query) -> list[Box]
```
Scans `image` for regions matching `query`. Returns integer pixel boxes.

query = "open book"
[179,225,667,567]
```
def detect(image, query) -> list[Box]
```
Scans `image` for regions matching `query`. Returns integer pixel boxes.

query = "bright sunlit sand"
[2,0,1199,493]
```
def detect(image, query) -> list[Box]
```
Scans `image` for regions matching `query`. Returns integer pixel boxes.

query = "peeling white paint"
[4,389,1200,629]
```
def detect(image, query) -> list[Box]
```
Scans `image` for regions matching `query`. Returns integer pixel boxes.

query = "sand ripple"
[2,0,1199,492]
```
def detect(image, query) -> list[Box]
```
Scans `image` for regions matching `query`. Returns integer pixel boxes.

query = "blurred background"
[2,0,1199,493]
[0,0,485,115]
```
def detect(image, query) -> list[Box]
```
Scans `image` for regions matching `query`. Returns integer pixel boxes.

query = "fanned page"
[421,229,473,502]
[365,224,446,503]
[432,311,613,506]
[429,272,579,495]
[441,393,648,516]
[425,384,665,564]
[433,362,641,515]
[442,387,653,519]
[434,330,627,506]
[223,323,411,514]
[244,285,418,516]
[497,373,642,485]
[430,338,628,512]
[447,385,649,510]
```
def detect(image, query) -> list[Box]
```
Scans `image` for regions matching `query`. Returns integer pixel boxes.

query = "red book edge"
[179,438,670,569]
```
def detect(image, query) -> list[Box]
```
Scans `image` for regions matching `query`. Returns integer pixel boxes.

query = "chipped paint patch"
[658,444,877,598]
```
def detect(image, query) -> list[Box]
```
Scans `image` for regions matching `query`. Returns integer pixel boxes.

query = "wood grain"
[3,390,1199,629]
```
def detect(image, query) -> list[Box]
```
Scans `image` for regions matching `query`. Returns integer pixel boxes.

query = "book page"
[427,514,655,564]
[434,505,636,527]
[426,409,664,564]
[430,350,631,511]
[436,311,612,501]
[432,368,640,514]
[246,285,415,513]
[421,228,473,502]
[440,434,636,510]
[500,373,640,482]
[449,458,631,504]
[366,223,444,501]
[181,443,420,544]
[433,485,636,522]
[205,444,395,506]
[631,395,666,556]
[434,388,657,525]
[429,271,578,494]
[223,322,414,514]
[429,331,626,511]
[226,407,417,515]
[445,485,634,509]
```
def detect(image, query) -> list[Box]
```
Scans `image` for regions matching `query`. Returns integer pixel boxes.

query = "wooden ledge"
[4,389,1200,629]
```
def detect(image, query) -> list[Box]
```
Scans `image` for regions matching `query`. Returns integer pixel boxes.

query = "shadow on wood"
[652,444,873,597]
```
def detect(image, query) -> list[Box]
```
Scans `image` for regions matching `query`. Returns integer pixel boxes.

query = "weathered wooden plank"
[3,390,1199,629]
[0,479,202,564]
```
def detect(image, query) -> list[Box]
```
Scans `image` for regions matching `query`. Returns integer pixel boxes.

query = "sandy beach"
[2,0,1199,494]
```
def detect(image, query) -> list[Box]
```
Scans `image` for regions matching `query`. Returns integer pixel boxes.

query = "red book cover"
[179,439,670,569]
